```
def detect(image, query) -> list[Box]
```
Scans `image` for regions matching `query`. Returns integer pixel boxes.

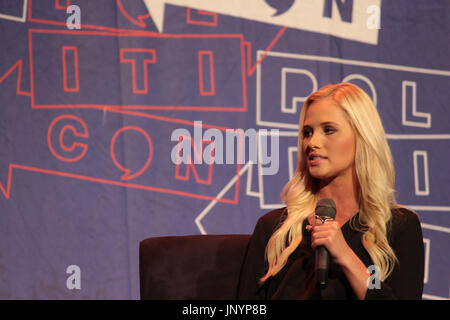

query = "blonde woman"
[238,83,424,299]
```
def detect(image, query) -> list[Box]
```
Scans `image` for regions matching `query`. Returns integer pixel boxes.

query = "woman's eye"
[324,126,336,134]
[302,128,312,138]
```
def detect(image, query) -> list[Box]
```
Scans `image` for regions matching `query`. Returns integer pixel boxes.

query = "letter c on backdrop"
[47,114,89,162]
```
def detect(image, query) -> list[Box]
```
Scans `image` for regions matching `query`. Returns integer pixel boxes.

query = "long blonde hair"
[260,82,398,283]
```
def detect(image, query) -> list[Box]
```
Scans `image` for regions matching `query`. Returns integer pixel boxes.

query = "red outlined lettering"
[119,48,156,95]
[62,46,79,92]
[110,126,153,180]
[55,0,70,10]
[29,29,248,111]
[175,136,214,185]
[47,114,88,162]
[1,112,242,203]
[186,8,218,27]
[198,50,215,96]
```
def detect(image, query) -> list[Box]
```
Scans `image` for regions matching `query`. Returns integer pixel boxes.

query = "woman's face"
[301,97,357,183]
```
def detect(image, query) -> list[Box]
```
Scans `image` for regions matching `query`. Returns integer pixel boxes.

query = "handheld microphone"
[314,198,336,289]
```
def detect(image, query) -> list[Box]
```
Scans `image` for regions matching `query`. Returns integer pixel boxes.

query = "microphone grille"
[315,198,336,219]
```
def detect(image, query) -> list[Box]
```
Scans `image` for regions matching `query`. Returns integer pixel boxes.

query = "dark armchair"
[139,234,252,299]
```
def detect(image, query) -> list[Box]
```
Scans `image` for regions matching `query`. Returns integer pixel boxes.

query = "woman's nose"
[308,132,321,149]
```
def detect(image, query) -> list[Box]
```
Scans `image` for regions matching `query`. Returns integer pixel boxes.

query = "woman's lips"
[308,155,327,166]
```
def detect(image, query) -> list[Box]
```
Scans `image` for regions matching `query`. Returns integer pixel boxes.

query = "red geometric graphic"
[28,29,248,112]
[186,8,218,27]
[110,126,154,181]
[62,46,79,92]
[0,59,31,96]
[198,50,215,96]
[117,0,152,29]
[55,0,70,10]
[120,48,157,95]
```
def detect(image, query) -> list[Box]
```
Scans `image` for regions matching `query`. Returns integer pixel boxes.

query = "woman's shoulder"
[247,207,288,246]
[255,207,288,231]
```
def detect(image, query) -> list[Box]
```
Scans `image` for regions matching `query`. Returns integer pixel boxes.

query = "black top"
[237,207,424,300]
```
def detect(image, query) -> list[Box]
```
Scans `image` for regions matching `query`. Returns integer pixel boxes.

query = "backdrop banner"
[0,0,448,299]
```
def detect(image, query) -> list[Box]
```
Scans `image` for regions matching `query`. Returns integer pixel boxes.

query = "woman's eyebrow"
[320,121,339,126]
[303,121,339,127]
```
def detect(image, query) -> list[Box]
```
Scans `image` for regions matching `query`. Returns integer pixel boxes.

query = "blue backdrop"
[0,0,448,299]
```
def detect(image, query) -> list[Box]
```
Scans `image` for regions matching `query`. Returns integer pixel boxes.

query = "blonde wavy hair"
[260,82,398,283]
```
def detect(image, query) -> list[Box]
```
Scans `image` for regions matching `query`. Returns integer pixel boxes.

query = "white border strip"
[262,51,450,76]
[0,0,28,23]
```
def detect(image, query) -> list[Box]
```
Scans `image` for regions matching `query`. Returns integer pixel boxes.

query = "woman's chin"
[309,172,336,185]
[308,169,328,180]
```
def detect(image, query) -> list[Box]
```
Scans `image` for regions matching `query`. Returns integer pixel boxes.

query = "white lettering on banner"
[256,50,450,130]
[413,150,430,196]
[402,81,431,128]
[419,226,450,300]
[341,74,377,106]
[288,147,298,180]
[143,0,381,45]
[281,68,318,114]
[423,238,430,284]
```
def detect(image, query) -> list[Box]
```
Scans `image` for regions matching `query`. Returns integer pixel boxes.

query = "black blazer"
[237,207,425,299]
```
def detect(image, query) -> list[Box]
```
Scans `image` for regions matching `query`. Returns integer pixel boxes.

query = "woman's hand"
[306,218,371,300]
[306,219,352,266]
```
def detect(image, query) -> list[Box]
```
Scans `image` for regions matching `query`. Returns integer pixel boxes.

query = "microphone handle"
[315,246,330,289]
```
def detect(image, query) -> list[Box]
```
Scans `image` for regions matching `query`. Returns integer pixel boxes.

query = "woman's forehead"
[304,98,348,125]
